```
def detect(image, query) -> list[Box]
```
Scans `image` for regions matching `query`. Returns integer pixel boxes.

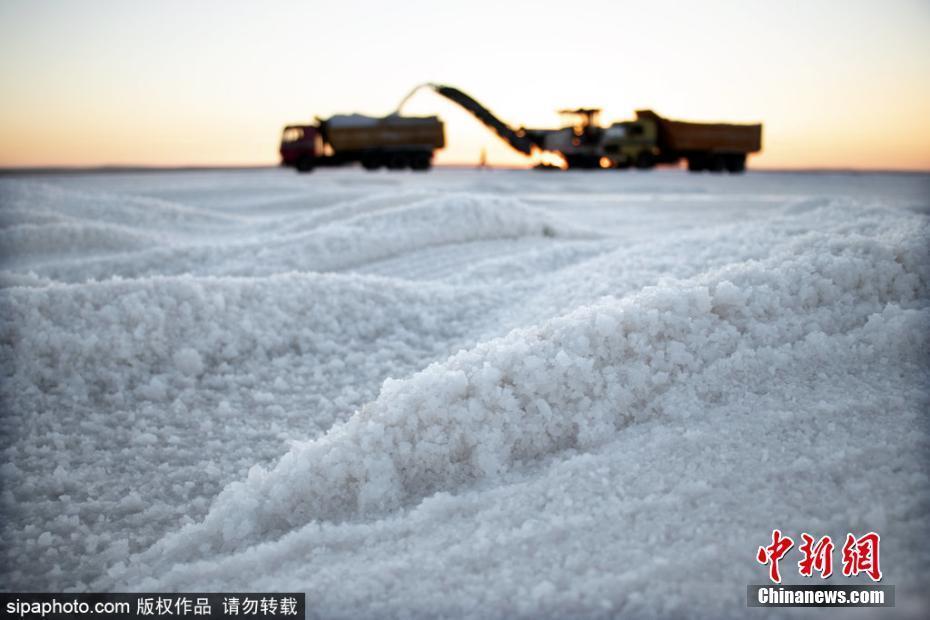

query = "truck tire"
[410,152,431,171]
[295,156,314,173]
[687,156,707,172]
[707,154,726,173]
[635,151,655,170]
[361,153,384,171]
[386,152,409,170]
[725,154,746,173]
[564,155,597,170]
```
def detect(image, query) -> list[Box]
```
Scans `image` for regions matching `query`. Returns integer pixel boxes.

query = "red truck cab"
[279,125,321,171]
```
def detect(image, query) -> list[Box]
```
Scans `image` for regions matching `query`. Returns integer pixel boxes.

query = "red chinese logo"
[757,530,882,583]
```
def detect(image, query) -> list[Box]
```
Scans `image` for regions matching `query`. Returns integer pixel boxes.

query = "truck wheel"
[387,153,409,170]
[635,151,655,170]
[295,156,314,173]
[725,154,746,173]
[410,152,431,171]
[564,155,597,169]
[707,154,725,173]
[687,156,706,172]
[361,153,383,171]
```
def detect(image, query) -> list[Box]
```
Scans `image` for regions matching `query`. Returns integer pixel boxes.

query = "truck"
[280,114,444,173]
[599,110,762,172]
[418,84,762,172]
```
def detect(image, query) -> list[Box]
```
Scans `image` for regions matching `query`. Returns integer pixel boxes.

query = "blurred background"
[1,0,928,170]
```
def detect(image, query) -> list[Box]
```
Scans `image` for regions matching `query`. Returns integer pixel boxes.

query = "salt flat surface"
[1,168,928,618]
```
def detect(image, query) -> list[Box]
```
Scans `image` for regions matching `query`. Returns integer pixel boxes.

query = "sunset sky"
[1,0,929,170]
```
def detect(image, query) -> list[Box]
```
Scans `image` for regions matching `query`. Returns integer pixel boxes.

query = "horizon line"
[1,163,929,176]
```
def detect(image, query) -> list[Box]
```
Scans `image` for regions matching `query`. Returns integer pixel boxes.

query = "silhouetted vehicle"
[280,114,444,173]
[423,84,762,172]
[601,110,762,172]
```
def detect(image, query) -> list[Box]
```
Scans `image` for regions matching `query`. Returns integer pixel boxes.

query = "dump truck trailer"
[280,114,444,172]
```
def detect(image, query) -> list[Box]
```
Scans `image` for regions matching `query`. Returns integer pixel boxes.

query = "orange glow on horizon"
[1,1,929,171]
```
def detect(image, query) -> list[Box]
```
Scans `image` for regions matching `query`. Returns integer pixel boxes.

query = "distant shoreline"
[1,164,927,176]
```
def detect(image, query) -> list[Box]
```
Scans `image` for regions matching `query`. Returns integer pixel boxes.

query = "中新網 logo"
[756,530,882,583]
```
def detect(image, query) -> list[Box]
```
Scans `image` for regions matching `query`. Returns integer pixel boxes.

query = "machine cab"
[604,119,657,149]
[279,124,322,166]
[602,118,658,167]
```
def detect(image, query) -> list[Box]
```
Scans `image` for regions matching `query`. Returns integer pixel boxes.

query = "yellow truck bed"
[637,110,762,153]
